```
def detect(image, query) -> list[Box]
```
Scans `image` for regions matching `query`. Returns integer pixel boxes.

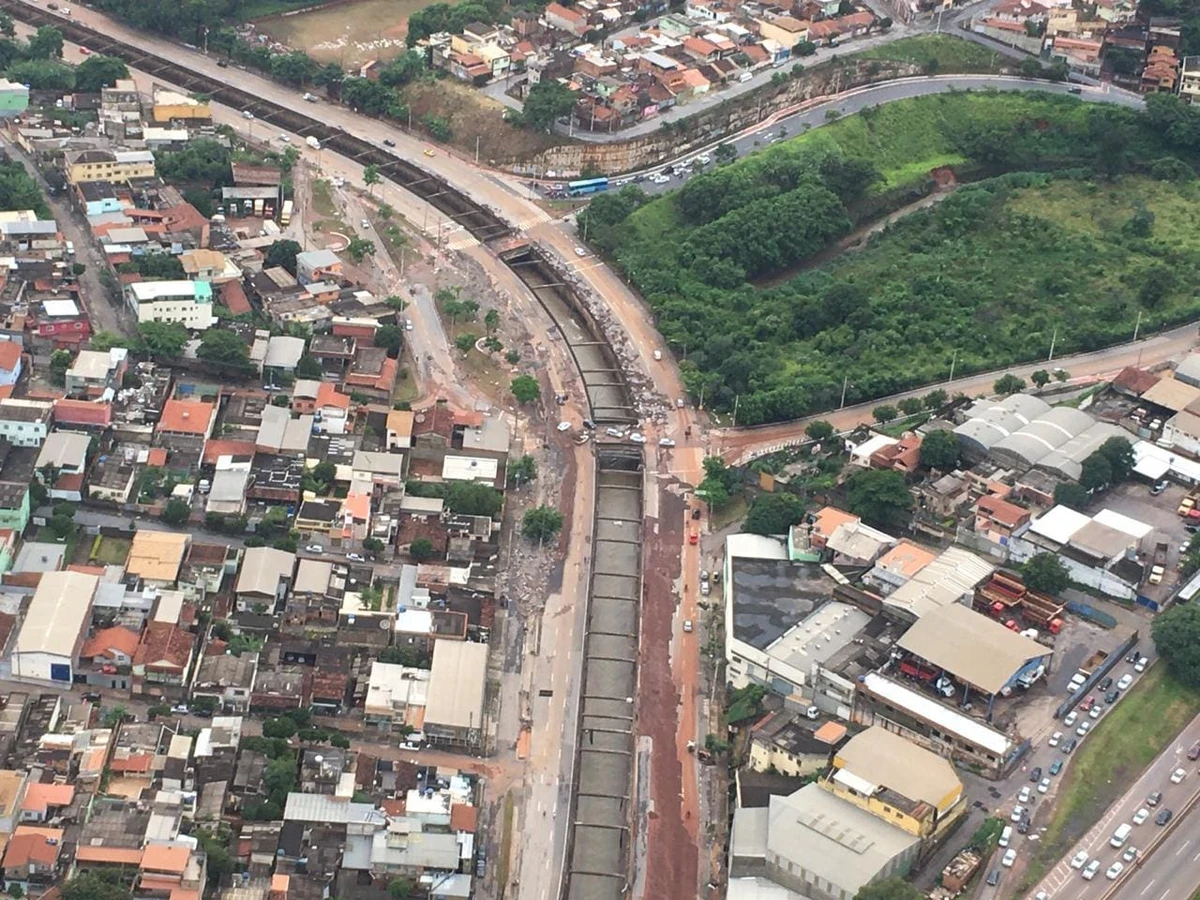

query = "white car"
[346,552,365,562]
[1082,859,1101,881]
[1049,731,1063,747]
[1135,657,1148,672]
[557,421,571,432]
[305,544,324,553]
[1122,846,1138,863]
[1010,805,1025,822]
[279,134,290,143]
[1105,862,1124,880]
[630,432,647,444]
[574,247,587,257]
[1002,848,1016,868]
[658,438,676,448]
[1070,850,1089,869]
[1171,767,1187,784]
[1018,786,1032,804]
[242,110,254,119]
[1064,711,1078,727]
[1118,673,1134,690]
[1132,808,1150,825]
[361,219,371,230]
[1038,777,1051,794]
[1077,721,1091,737]
[1089,704,1102,719]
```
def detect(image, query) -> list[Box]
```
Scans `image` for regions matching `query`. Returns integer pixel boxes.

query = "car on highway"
[1049,731,1062,747]
[1070,850,1089,869]
[1135,656,1149,672]
[1155,808,1173,826]
[1172,767,1187,784]
[1049,759,1063,776]
[1061,737,1078,753]
[683,620,693,633]
[1002,848,1016,868]
[1147,791,1162,807]
[1082,859,1101,880]
[1132,808,1150,825]
[1076,721,1091,737]
[383,138,396,147]
[658,438,676,448]
[1122,846,1138,863]
[1010,805,1026,822]
[1118,673,1134,690]
[1038,777,1051,794]
[1029,767,1043,782]
[1064,711,1079,727]
[1105,862,1124,880]
[1106,688,1120,704]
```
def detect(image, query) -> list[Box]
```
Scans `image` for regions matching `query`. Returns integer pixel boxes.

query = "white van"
[999,826,1013,848]
[1110,823,1133,848]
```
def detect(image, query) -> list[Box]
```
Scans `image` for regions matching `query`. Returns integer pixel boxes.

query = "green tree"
[918,430,959,471]
[89,331,124,352]
[445,481,503,517]
[296,355,323,379]
[1153,603,1200,688]
[138,321,188,359]
[1096,436,1135,483]
[1031,369,1051,388]
[523,505,564,542]
[264,239,302,275]
[49,349,71,386]
[409,537,435,562]
[363,164,381,195]
[347,237,376,262]
[455,332,478,354]
[872,404,897,424]
[994,374,1026,395]
[484,308,501,334]
[511,374,540,404]
[375,325,403,357]
[1023,552,1069,595]
[793,39,817,56]
[897,397,923,417]
[27,25,63,59]
[923,389,948,411]
[161,498,191,527]
[362,536,385,554]
[805,420,834,442]
[388,877,415,900]
[271,50,317,84]
[743,492,805,536]
[854,877,924,900]
[508,454,537,486]
[262,717,297,740]
[61,872,131,900]
[1079,453,1112,492]
[1053,481,1090,510]
[1018,56,1043,78]
[311,461,337,487]
[198,330,252,373]
[697,475,729,509]
[521,80,576,131]
[74,54,129,92]
[845,469,913,530]
[505,349,521,365]
[714,142,737,163]
[330,733,350,749]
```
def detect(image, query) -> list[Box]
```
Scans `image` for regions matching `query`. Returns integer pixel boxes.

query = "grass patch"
[711,494,749,531]
[311,179,337,218]
[1018,666,1200,894]
[91,536,132,566]
[854,34,1007,74]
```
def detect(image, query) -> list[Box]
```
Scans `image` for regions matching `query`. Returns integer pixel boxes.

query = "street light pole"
[1133,310,1143,343]
[840,375,850,409]
[948,349,958,384]
[475,135,481,165]
[1048,327,1057,362]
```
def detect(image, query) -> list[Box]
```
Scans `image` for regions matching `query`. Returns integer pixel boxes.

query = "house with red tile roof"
[156,399,217,440]
[0,342,22,387]
[19,783,74,824]
[53,398,113,428]
[2,826,64,892]
[132,621,196,697]
[79,626,140,666]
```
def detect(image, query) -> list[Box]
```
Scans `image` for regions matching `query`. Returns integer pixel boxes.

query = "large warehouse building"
[954,394,1126,479]
[11,571,99,683]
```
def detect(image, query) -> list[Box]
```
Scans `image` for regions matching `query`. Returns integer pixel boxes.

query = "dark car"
[216,59,228,67]
[1147,791,1163,808]
[1106,689,1120,704]
[1029,767,1043,783]
[1061,738,1078,754]
[1099,676,1114,691]
[1189,740,1200,761]
[1156,808,1173,826]
[1017,816,1031,835]
[1049,759,1063,776]
[986,870,1001,886]
[383,138,396,147]
[1187,523,1200,534]
[1127,650,1142,664]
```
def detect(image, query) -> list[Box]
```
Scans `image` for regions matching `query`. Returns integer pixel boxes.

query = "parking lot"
[1096,480,1194,603]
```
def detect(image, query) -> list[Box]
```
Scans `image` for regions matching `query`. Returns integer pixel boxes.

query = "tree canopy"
[1152,602,1200,688]
[138,321,189,359]
[1023,552,1070,595]
[844,469,913,530]
[198,330,252,373]
[743,492,806,536]
[510,374,540,404]
[520,80,576,131]
[445,481,503,518]
[918,429,959,471]
[523,505,564,542]
[854,877,924,900]
[265,239,301,275]
[74,54,129,92]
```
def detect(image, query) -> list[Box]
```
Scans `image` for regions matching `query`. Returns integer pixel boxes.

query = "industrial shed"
[990,407,1093,470]
[954,395,1051,461]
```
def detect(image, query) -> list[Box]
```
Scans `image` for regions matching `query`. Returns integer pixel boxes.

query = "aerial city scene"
[0,0,1196,898]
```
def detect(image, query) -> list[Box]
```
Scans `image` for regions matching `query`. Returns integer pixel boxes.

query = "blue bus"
[567,177,609,197]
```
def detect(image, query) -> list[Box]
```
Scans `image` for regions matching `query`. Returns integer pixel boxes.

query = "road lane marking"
[1176,839,1190,855]
[1142,880,1156,895]
[1157,890,1171,900]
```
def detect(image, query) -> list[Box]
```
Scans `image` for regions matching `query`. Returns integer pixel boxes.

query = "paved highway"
[1110,787,1200,900]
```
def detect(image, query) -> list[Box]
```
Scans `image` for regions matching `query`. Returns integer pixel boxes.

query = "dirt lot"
[257,0,435,67]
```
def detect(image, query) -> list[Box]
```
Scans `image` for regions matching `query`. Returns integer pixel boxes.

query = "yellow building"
[64,149,156,185]
[824,726,964,838]
[152,88,211,123]
[749,713,846,778]
[755,15,810,48]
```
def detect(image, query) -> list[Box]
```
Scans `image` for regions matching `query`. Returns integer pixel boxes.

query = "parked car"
[346,553,365,562]
[1151,481,1169,495]
[1010,805,1026,822]
[1070,850,1089,869]
[1049,759,1063,776]
[1076,721,1091,737]
[1017,816,1031,834]
[383,138,396,147]
[1118,674,1134,690]
[1189,740,1200,760]
[1132,808,1150,825]
[1029,767,1043,782]
[1106,689,1120,704]
[1156,808,1173,826]
[1099,676,1114,691]
[658,438,676,448]
[1048,731,1062,747]
[1135,657,1149,672]
[1126,650,1141,664]
[1089,704,1103,719]
[1079,696,1095,712]
[1018,786,1033,804]
[1002,848,1016,868]
[986,870,1001,887]
[683,620,693,633]
[1038,777,1051,794]
[1064,711,1079,727]
[557,422,571,432]
[1147,791,1162,807]
[305,544,324,553]
[1062,738,1079,754]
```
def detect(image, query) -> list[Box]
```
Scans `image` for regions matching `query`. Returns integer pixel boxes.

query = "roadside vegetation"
[584,91,1200,424]
[853,34,1007,74]
[1017,665,1200,893]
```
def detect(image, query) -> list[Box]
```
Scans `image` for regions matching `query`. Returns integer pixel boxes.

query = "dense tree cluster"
[595,92,1191,425]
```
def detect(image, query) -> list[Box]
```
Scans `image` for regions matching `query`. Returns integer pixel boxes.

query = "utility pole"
[475,135,481,165]
[1048,327,1057,362]
[1133,309,1143,343]
[732,394,740,428]
[948,348,958,384]
[840,375,850,409]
